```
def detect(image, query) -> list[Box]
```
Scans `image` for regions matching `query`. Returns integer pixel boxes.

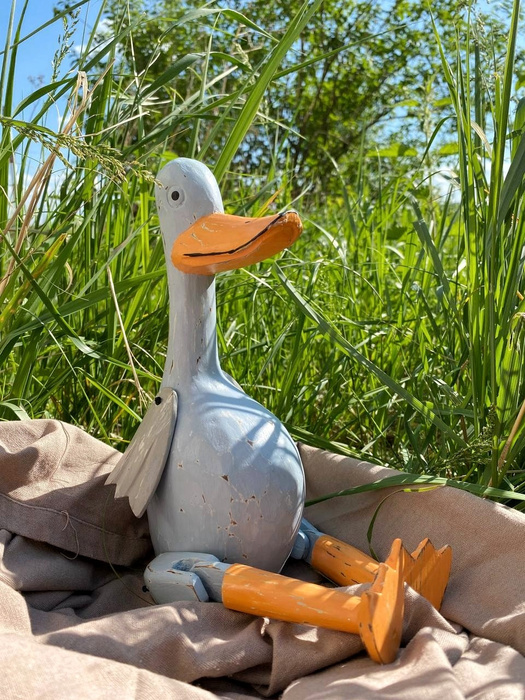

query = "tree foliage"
[60,0,522,189]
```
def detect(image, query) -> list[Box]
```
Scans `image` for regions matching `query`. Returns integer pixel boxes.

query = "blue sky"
[0,0,103,108]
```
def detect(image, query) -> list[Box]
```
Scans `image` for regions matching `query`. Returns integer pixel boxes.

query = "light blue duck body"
[108,159,305,573]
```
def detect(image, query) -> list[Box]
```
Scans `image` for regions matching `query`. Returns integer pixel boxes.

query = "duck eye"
[167,186,185,208]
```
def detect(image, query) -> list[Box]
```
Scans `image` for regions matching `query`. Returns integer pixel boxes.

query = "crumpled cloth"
[0,419,523,699]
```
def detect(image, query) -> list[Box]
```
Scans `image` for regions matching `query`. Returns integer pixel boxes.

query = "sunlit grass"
[2,0,525,508]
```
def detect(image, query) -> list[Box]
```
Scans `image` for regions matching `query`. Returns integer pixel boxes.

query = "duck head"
[155,158,302,275]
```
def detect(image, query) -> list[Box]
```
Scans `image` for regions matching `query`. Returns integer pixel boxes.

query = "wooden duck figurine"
[106,158,452,665]
[107,158,305,572]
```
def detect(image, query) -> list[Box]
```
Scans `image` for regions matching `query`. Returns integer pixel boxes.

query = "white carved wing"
[105,387,178,518]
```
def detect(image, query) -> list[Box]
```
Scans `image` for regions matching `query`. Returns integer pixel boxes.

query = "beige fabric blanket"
[0,419,523,699]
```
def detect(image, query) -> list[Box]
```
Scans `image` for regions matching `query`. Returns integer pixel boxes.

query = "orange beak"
[171,211,302,275]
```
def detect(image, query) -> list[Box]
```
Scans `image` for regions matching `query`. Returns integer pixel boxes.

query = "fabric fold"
[0,420,522,699]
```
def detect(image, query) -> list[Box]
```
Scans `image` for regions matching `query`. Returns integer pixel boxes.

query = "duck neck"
[162,263,221,390]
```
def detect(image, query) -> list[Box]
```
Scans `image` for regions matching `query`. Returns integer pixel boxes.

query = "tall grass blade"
[274,264,466,447]
[213,0,325,181]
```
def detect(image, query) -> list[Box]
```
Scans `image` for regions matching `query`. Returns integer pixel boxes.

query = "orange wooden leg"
[221,538,405,664]
[310,535,377,585]
[310,533,452,610]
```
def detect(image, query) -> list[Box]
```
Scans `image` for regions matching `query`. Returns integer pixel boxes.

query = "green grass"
[2,0,525,509]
